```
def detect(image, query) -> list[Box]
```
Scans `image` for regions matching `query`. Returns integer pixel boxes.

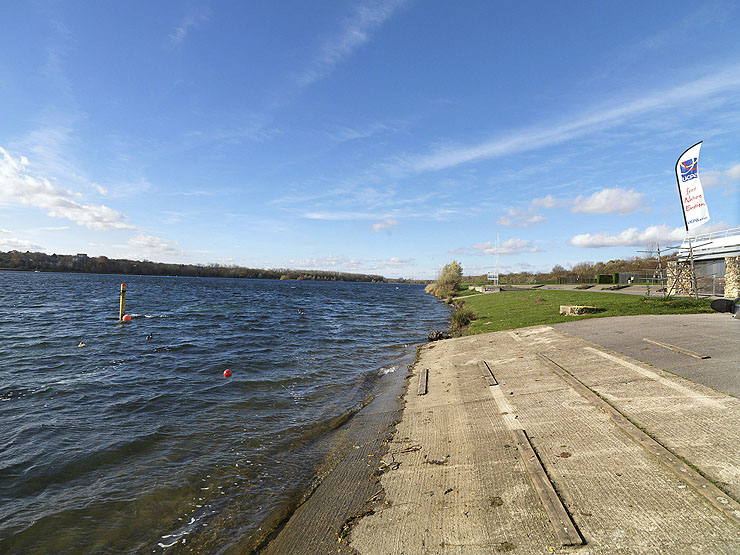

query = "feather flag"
[675,141,710,232]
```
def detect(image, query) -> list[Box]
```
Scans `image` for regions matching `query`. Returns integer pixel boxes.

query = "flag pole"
[675,141,704,301]
[686,234,699,300]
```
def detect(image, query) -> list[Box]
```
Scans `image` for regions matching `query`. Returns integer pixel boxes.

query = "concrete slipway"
[264,314,740,554]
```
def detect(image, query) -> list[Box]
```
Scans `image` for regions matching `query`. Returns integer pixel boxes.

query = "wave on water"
[0,273,451,554]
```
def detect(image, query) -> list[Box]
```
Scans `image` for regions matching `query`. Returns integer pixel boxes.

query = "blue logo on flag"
[680,157,698,182]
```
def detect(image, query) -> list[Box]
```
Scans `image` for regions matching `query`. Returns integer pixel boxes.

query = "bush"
[427,261,463,299]
[451,304,477,330]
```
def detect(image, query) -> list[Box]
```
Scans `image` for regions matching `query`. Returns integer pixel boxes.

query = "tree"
[425,260,463,300]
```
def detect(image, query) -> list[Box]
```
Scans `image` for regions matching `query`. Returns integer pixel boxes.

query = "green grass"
[454,288,481,298]
[460,290,713,335]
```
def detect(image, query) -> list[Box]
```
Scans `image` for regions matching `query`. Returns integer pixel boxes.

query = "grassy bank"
[457,290,713,335]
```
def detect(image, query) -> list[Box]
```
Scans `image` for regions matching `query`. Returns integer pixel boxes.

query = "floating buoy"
[223,369,232,378]
[122,314,132,322]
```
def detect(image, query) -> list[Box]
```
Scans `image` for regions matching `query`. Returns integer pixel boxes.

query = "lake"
[0,271,449,553]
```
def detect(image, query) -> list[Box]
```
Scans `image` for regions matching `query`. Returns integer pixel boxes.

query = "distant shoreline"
[0,263,429,284]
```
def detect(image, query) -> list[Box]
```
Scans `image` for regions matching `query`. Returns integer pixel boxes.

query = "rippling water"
[0,271,450,553]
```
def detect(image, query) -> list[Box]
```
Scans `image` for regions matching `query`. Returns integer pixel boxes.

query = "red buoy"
[223,369,232,378]
[122,314,132,322]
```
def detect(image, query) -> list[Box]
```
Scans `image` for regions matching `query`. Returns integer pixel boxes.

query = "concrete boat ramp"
[264,315,740,554]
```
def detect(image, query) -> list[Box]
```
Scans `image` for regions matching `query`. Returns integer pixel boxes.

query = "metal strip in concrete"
[536,352,740,528]
[478,360,498,386]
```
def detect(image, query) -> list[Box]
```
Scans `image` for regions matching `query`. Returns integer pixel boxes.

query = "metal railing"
[686,226,740,242]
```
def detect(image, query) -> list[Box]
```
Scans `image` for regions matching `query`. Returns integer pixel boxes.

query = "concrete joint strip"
[513,429,585,547]
[536,352,740,528]
[643,337,711,359]
[487,378,583,546]
[417,368,428,395]
[583,346,722,409]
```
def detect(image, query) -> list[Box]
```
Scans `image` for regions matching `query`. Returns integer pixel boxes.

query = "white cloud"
[304,210,381,220]
[29,226,70,232]
[496,207,546,227]
[288,254,414,273]
[726,163,740,180]
[325,121,400,143]
[569,225,686,247]
[0,228,10,234]
[0,147,133,230]
[454,238,543,255]
[571,188,644,215]
[127,234,182,257]
[531,194,558,209]
[170,8,211,46]
[93,183,108,196]
[297,0,407,86]
[372,218,398,232]
[394,64,740,175]
[0,236,42,251]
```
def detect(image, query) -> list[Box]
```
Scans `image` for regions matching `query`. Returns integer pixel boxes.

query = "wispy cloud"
[531,195,558,209]
[297,0,407,86]
[0,235,42,251]
[287,254,414,272]
[372,218,398,232]
[284,185,450,223]
[12,123,87,188]
[571,188,645,215]
[452,238,543,256]
[127,234,182,257]
[323,119,405,143]
[304,210,382,221]
[170,7,211,46]
[496,207,546,227]
[392,64,740,175]
[28,226,70,232]
[0,147,133,230]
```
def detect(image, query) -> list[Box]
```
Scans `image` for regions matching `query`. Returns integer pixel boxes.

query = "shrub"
[451,304,477,330]
[428,261,464,299]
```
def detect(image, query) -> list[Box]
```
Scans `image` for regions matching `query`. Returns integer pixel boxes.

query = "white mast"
[494,233,500,286]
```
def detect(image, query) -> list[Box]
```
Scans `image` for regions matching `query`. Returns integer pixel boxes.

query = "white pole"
[687,234,699,300]
[494,233,500,286]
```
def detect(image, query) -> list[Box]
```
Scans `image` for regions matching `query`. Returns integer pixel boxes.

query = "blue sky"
[1,1,739,279]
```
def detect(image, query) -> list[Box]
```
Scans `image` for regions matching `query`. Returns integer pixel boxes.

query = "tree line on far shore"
[0,250,393,283]
[472,255,671,286]
[427,254,672,298]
